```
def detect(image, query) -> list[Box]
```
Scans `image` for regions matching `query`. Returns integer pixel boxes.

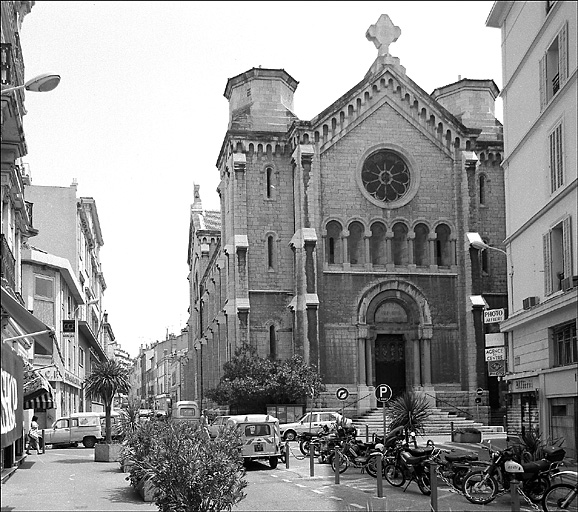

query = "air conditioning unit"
[522,296,540,310]
[562,276,578,292]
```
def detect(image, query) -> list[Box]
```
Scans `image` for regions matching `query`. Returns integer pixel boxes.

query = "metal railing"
[1,234,16,290]
[423,391,474,420]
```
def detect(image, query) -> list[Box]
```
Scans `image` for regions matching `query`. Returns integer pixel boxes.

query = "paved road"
[2,436,568,512]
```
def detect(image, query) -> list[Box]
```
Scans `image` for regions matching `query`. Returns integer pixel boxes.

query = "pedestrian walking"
[26,415,42,455]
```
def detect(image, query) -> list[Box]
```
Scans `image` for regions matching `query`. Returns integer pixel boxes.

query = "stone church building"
[188,14,507,419]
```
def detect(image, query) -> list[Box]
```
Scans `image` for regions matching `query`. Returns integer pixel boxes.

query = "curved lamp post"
[1,73,61,94]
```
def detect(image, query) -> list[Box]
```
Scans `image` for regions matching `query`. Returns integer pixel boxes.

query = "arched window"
[326,221,343,264]
[267,235,275,269]
[392,222,408,265]
[348,221,365,265]
[435,224,452,267]
[266,167,273,199]
[370,222,387,265]
[269,325,277,359]
[414,223,429,266]
[479,175,486,205]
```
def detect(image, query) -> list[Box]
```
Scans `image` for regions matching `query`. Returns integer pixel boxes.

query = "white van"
[226,414,283,469]
[71,411,122,440]
[44,413,105,448]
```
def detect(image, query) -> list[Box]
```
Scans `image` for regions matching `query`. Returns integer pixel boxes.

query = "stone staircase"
[351,407,504,437]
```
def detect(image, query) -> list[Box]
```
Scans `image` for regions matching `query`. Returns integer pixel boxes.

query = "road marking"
[295,483,307,488]
[327,496,343,501]
[312,489,324,494]
[348,504,365,509]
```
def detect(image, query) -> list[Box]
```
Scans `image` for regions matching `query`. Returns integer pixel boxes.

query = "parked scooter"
[429,447,490,491]
[462,444,565,504]
[330,434,387,477]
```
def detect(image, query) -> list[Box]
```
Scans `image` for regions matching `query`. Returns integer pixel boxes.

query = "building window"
[479,174,487,205]
[435,224,452,267]
[413,223,429,266]
[539,22,568,110]
[267,235,275,270]
[392,222,408,265]
[553,322,577,367]
[370,222,387,265]
[326,221,343,264]
[543,215,572,295]
[34,275,53,299]
[549,121,564,192]
[79,347,85,367]
[348,221,365,265]
[361,149,410,203]
[269,325,276,359]
[266,167,273,199]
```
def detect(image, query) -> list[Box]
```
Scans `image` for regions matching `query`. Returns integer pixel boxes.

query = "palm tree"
[85,359,130,444]
[388,391,431,440]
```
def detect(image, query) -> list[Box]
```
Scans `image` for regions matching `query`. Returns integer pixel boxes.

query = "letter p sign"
[375,384,392,402]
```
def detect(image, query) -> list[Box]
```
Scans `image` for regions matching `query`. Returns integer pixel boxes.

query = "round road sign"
[375,384,392,402]
[336,387,349,401]
[476,387,484,396]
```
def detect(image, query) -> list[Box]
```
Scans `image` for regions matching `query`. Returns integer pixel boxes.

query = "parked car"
[279,411,345,441]
[44,413,104,448]
[226,414,283,468]
[207,415,231,438]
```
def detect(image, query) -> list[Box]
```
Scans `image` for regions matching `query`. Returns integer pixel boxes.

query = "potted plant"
[118,399,142,472]
[84,359,130,462]
[388,391,431,444]
[452,427,482,443]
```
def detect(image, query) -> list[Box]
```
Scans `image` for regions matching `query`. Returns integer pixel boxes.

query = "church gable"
[300,15,479,158]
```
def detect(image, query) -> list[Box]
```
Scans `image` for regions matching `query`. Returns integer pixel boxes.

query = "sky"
[18,1,502,358]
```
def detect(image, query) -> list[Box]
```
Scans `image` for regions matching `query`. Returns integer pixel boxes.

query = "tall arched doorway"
[356,279,434,404]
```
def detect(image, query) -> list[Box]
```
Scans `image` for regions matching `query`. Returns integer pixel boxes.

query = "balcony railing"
[552,73,560,95]
[1,234,16,290]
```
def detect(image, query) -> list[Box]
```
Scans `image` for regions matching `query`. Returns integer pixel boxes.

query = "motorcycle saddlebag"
[543,446,565,462]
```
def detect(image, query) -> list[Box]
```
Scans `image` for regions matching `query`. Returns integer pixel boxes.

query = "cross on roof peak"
[366,14,401,57]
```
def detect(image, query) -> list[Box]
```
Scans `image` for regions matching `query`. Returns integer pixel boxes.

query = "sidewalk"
[1,447,155,512]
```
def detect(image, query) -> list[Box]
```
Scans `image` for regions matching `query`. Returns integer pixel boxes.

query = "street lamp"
[1,73,61,94]
[466,232,507,256]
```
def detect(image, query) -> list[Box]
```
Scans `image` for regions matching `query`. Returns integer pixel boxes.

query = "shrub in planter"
[128,420,247,511]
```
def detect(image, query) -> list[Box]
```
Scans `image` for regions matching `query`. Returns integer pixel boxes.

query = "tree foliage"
[388,391,431,436]
[205,344,325,412]
[84,359,130,443]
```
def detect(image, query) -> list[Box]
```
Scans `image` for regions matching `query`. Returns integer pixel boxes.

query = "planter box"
[136,476,156,502]
[95,443,123,462]
[453,432,482,443]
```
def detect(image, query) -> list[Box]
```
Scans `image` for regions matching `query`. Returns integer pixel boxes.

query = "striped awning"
[23,367,55,410]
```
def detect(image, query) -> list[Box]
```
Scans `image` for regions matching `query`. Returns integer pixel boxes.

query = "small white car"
[279,411,344,441]
[208,415,231,438]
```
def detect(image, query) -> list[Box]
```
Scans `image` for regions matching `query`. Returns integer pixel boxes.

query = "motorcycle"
[462,444,565,504]
[429,447,490,491]
[330,434,386,477]
[383,435,435,495]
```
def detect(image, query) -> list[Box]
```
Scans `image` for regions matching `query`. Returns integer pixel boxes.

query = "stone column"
[385,230,394,270]
[357,337,367,384]
[342,230,350,268]
[422,338,432,387]
[413,337,422,387]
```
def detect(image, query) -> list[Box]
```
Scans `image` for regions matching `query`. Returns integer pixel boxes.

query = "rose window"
[361,150,411,203]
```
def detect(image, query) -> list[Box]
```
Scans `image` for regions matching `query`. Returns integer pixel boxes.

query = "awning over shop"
[23,365,55,410]
[1,286,55,354]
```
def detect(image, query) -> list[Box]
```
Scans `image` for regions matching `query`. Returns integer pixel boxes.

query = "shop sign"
[484,308,505,323]
[63,370,82,388]
[1,343,23,448]
[485,333,505,347]
[488,360,506,377]
[513,378,536,392]
[485,346,505,361]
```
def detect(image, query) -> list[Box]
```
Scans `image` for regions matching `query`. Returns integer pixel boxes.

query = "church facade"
[188,15,507,418]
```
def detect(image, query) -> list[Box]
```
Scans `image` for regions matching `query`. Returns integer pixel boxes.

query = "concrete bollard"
[41,429,46,454]
[430,462,438,512]
[376,453,384,498]
[366,425,369,443]
[510,478,520,512]
[310,443,315,477]
[285,441,289,469]
[335,449,340,484]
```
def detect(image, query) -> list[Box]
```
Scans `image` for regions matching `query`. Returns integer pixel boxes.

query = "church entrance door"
[375,334,406,405]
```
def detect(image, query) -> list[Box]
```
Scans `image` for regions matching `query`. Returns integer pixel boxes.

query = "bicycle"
[542,471,577,512]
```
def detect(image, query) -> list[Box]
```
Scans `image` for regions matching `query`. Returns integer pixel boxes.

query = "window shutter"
[543,231,552,295]
[558,22,568,85]
[539,55,547,111]
[562,215,572,278]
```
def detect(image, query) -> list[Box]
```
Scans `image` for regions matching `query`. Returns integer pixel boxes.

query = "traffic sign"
[484,308,505,323]
[375,384,392,402]
[476,388,484,396]
[475,397,482,404]
[336,387,349,401]
[488,360,506,377]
